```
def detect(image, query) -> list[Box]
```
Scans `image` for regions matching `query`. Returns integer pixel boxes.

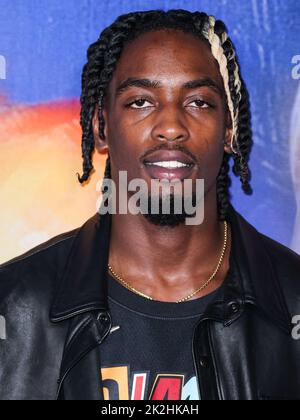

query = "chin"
[142,193,197,228]
[143,212,187,228]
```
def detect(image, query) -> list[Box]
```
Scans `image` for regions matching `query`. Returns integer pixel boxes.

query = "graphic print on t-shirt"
[101,365,200,400]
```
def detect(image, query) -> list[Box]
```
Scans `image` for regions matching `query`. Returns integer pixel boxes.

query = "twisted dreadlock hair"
[77,9,253,220]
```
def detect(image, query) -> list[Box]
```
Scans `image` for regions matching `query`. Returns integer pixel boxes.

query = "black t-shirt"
[99,267,231,401]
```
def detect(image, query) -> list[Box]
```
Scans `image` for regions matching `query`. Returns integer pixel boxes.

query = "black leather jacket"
[0,204,300,400]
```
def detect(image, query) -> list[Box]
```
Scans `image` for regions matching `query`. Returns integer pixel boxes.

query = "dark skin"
[92,29,233,302]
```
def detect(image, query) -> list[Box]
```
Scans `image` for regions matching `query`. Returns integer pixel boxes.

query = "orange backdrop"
[0,98,106,264]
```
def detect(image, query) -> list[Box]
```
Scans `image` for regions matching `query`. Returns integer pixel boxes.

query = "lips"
[142,150,196,181]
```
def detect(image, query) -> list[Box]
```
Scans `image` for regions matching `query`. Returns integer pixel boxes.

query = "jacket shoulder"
[0,228,79,272]
[259,232,300,306]
[260,232,300,271]
[0,227,79,300]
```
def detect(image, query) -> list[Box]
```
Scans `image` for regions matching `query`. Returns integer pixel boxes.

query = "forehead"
[107,29,223,96]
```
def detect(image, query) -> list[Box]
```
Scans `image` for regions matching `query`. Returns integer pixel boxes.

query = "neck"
[108,187,232,301]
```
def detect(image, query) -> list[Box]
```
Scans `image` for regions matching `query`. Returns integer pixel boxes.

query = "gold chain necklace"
[108,221,228,303]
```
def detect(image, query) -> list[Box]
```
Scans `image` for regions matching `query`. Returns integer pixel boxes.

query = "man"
[0,9,300,400]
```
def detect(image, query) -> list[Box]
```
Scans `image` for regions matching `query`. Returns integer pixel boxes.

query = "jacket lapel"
[50,210,112,400]
[50,211,111,322]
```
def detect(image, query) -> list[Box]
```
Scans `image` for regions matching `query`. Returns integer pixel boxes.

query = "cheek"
[195,106,226,142]
[106,109,151,171]
[208,110,227,142]
[200,144,224,182]
[106,123,141,178]
[191,113,226,167]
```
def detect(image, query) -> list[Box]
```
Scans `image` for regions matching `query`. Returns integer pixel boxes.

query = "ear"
[224,109,233,154]
[92,105,109,155]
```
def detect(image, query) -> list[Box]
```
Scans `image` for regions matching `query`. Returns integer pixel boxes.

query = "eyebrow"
[115,77,223,97]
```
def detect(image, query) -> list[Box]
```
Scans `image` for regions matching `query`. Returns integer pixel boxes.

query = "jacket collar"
[50,204,291,333]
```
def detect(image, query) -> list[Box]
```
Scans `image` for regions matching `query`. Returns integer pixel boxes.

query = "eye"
[125,98,153,109]
[187,99,211,109]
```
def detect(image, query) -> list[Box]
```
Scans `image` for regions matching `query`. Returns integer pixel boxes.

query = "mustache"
[139,143,198,164]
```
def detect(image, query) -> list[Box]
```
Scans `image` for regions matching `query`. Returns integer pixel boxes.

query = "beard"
[143,192,198,228]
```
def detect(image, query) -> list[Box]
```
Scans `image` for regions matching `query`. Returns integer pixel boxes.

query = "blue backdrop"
[0,0,299,249]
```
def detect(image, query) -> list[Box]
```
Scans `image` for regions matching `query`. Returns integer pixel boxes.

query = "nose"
[151,104,189,143]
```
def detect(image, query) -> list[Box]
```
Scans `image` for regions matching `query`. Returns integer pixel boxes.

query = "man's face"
[94,29,232,223]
